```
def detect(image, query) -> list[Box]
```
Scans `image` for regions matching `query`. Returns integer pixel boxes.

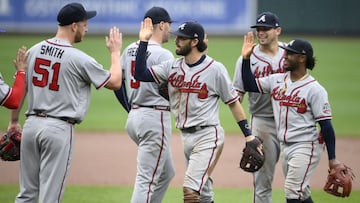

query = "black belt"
[180,125,211,133]
[26,112,78,125]
[132,104,170,111]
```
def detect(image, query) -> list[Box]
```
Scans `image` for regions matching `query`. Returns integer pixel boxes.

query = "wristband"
[13,71,25,78]
[237,119,251,137]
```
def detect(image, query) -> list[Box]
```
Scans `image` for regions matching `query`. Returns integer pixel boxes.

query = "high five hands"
[139,17,154,42]
[242,32,256,59]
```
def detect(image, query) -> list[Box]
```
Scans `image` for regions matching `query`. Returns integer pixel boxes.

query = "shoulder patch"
[322,102,331,114]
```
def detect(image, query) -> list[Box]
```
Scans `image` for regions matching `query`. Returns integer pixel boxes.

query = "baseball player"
[8,3,122,203]
[134,18,261,203]
[233,11,285,203]
[241,33,343,203]
[114,7,175,203]
[0,28,28,109]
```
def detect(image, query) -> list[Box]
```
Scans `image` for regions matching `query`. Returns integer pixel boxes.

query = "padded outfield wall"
[0,0,358,35]
[0,0,256,35]
[257,0,360,35]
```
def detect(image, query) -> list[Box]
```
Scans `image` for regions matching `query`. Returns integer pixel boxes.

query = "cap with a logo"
[170,21,205,41]
[251,11,280,28]
[279,39,313,58]
[144,6,173,24]
[57,3,97,26]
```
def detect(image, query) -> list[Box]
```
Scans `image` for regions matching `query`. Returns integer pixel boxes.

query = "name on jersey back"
[40,45,64,59]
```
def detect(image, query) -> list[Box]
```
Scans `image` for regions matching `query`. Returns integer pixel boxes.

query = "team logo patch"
[258,15,266,23]
[179,23,186,30]
[322,102,331,114]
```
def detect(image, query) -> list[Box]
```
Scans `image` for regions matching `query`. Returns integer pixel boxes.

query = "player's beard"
[176,41,192,56]
[74,30,83,43]
[284,60,299,72]
[285,66,294,71]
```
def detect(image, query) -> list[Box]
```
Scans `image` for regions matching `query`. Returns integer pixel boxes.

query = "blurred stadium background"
[1,0,359,36]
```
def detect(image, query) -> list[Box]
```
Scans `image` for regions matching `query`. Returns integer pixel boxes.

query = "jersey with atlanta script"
[256,72,332,143]
[149,55,239,129]
[233,42,286,117]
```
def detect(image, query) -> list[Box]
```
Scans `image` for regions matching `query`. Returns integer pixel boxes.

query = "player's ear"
[275,27,282,35]
[191,38,199,48]
[70,22,78,32]
[299,54,307,63]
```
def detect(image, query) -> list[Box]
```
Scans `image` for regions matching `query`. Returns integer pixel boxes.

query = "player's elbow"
[3,98,20,109]
[105,77,122,90]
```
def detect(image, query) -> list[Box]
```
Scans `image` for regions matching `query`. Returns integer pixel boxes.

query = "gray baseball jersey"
[150,55,239,129]
[257,72,332,142]
[233,43,286,116]
[122,40,175,203]
[0,73,11,105]
[122,40,173,106]
[25,38,111,122]
[16,37,111,203]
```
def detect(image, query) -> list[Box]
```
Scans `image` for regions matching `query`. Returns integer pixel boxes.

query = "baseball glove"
[0,130,21,161]
[323,163,355,197]
[239,136,265,172]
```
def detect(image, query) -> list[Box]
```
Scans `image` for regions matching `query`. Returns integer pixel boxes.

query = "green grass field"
[0,34,359,135]
[0,34,359,202]
[0,185,359,203]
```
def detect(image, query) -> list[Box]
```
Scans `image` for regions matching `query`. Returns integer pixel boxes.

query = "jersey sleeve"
[157,49,174,62]
[309,84,332,121]
[216,62,239,104]
[150,59,174,84]
[0,76,10,105]
[78,54,111,89]
[233,56,245,93]
[256,75,272,94]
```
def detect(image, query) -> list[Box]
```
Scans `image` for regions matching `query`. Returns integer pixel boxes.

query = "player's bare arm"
[242,31,256,59]
[105,26,122,90]
[229,101,264,156]
[8,105,23,132]
[139,17,154,41]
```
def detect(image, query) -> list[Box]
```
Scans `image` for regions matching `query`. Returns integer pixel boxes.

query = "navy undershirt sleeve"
[241,59,259,92]
[134,41,155,82]
[319,119,336,160]
[114,81,131,113]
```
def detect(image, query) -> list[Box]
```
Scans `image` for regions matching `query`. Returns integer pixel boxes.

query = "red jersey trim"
[0,88,11,106]
[96,74,111,90]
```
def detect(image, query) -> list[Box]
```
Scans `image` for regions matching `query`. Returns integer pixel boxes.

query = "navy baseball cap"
[279,39,313,58]
[144,6,173,24]
[171,21,205,41]
[57,3,97,26]
[251,12,280,28]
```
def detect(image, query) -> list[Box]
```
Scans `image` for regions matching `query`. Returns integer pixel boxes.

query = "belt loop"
[131,104,170,111]
[181,125,210,133]
[26,112,77,125]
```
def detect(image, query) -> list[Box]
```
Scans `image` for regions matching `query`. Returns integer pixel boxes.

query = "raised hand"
[13,46,28,72]
[242,31,256,59]
[139,17,153,41]
[106,26,122,53]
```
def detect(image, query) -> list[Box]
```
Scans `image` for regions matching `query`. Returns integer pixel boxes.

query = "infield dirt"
[0,132,359,190]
